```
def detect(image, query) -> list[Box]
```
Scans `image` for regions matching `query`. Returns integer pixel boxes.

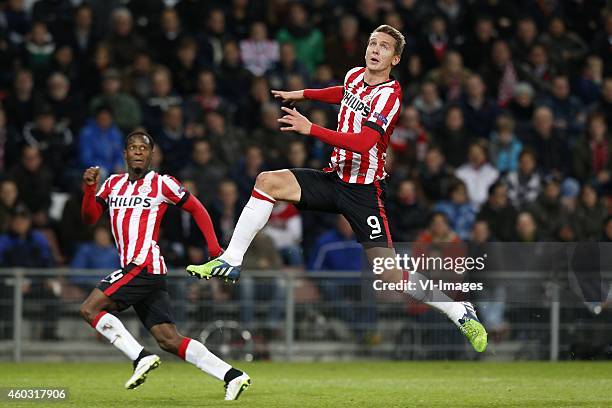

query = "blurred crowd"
[0,0,611,288]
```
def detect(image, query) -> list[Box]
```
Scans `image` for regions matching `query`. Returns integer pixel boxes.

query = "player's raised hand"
[278,106,312,135]
[83,166,100,186]
[271,89,304,105]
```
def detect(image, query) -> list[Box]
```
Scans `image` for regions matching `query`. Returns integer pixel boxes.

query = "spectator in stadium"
[217,41,253,110]
[418,146,454,203]
[456,142,499,208]
[517,43,560,95]
[123,51,156,102]
[325,14,366,81]
[541,74,586,137]
[462,16,497,71]
[510,17,539,63]
[433,179,477,241]
[61,4,99,63]
[524,106,569,176]
[89,68,142,133]
[203,110,245,165]
[172,37,205,96]
[20,21,55,83]
[480,40,520,107]
[187,70,233,122]
[575,56,604,106]
[477,182,517,242]
[574,184,608,241]
[70,224,120,291]
[80,44,112,100]
[413,81,445,133]
[266,42,310,91]
[276,2,324,74]
[231,144,266,204]
[142,66,183,131]
[78,105,123,179]
[572,112,611,187]
[104,7,147,68]
[21,104,74,187]
[489,114,522,174]
[308,215,377,341]
[0,179,19,233]
[389,106,429,168]
[507,82,536,137]
[435,106,474,169]
[514,211,539,242]
[427,50,471,102]
[199,8,229,67]
[252,103,289,166]
[180,139,227,206]
[8,146,53,218]
[418,15,456,71]
[149,8,185,68]
[592,12,612,76]
[504,148,541,209]
[155,105,191,174]
[43,72,84,132]
[240,21,280,77]
[387,178,429,242]
[527,175,569,240]
[263,202,303,266]
[415,211,461,244]
[209,179,242,247]
[539,16,588,70]
[0,204,60,340]
[399,54,425,103]
[460,74,499,139]
[4,69,35,132]
[591,77,612,129]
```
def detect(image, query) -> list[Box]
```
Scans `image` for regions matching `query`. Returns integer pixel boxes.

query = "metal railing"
[0,268,610,362]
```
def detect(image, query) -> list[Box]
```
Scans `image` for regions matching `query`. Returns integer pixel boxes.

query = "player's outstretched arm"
[81,166,104,224]
[272,86,343,105]
[278,106,381,154]
[180,194,224,258]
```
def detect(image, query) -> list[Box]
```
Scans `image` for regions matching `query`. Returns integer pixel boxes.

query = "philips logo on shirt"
[343,90,371,117]
[373,112,388,125]
[108,196,153,208]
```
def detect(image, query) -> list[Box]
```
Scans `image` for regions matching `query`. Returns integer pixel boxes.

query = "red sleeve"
[309,124,382,154]
[181,194,223,257]
[303,86,344,104]
[81,183,105,225]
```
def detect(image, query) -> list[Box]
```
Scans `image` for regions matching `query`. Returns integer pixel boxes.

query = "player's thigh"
[256,169,302,202]
[289,168,339,212]
[339,181,392,248]
[134,287,175,332]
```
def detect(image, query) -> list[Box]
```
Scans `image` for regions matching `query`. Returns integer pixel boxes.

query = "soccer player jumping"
[79,131,251,400]
[187,25,487,353]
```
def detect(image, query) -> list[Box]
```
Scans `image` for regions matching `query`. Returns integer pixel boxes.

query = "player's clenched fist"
[83,166,100,186]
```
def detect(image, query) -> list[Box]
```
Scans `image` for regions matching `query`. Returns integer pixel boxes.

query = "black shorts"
[290,168,392,248]
[97,263,174,330]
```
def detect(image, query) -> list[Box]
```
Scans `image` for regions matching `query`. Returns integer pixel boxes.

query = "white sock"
[179,338,232,381]
[221,188,275,266]
[92,311,144,360]
[404,271,466,326]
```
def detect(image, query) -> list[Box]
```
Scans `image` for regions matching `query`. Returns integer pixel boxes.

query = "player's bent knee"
[254,171,277,195]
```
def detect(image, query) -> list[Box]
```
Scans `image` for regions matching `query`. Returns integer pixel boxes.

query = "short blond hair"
[372,24,405,56]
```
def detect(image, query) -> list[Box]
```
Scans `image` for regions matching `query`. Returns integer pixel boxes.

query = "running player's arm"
[279,89,401,154]
[81,167,109,225]
[160,175,223,258]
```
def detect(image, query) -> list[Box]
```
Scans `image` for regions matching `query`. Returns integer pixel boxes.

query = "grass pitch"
[1,361,611,407]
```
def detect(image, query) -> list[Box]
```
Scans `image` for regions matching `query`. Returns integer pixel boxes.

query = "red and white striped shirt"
[329,66,402,184]
[95,170,187,274]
